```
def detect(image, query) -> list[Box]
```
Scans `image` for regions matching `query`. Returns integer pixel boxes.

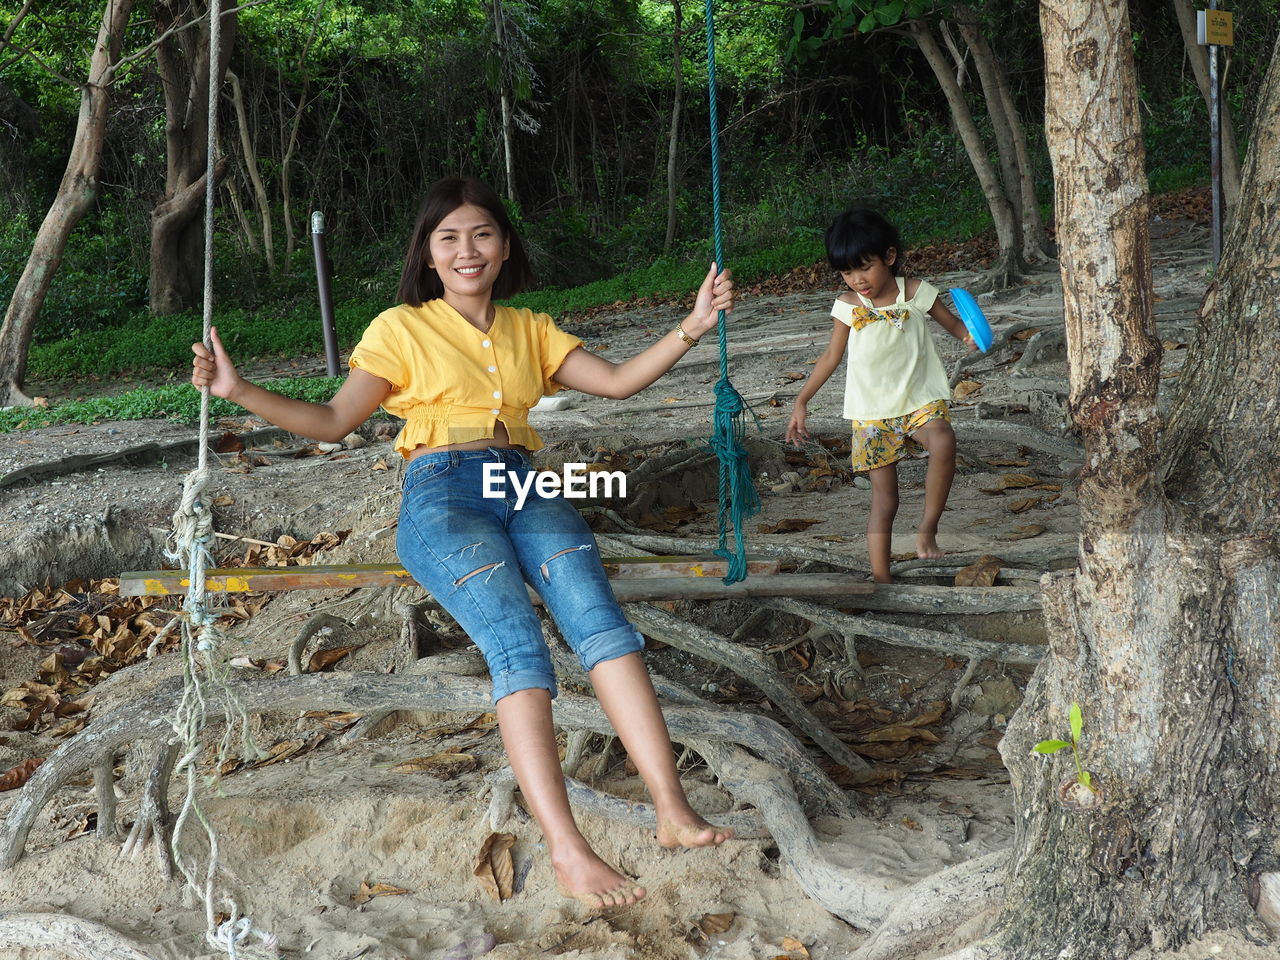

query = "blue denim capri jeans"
[396,448,645,703]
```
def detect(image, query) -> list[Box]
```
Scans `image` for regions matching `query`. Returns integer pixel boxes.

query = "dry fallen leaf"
[699,912,735,935]
[391,749,477,780]
[214,432,244,454]
[999,473,1040,489]
[1162,339,1187,350]
[955,555,1004,587]
[901,817,923,831]
[1008,497,1042,514]
[780,936,810,957]
[371,458,390,471]
[953,379,982,401]
[0,757,44,791]
[307,644,360,673]
[985,457,1030,467]
[351,881,411,905]
[252,739,307,768]
[474,832,517,902]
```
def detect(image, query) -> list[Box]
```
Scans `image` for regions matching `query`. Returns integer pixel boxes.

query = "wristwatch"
[675,325,700,347]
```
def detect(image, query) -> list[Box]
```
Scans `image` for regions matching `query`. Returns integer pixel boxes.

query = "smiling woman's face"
[427,203,511,303]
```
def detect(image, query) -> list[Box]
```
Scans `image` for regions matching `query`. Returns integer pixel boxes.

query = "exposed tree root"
[949,321,1038,386]
[0,913,159,960]
[483,765,769,838]
[285,613,351,676]
[1,670,862,867]
[624,602,872,774]
[119,741,179,879]
[889,547,1076,577]
[1010,328,1066,375]
[846,852,1008,960]
[762,597,1044,665]
[952,419,1082,461]
[594,528,871,574]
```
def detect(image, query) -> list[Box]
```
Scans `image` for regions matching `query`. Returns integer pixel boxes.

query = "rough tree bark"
[148,0,237,316]
[909,19,1025,290]
[0,0,135,408]
[988,5,1280,957]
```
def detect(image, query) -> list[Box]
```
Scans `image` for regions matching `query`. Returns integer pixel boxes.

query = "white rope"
[163,2,276,956]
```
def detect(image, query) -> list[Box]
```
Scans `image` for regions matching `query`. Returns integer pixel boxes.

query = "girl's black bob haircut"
[825,207,903,275]
[398,177,534,305]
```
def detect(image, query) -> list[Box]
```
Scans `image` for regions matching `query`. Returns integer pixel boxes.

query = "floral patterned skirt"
[849,400,951,472]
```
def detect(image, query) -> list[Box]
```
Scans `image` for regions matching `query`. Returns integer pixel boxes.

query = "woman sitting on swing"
[191,176,735,908]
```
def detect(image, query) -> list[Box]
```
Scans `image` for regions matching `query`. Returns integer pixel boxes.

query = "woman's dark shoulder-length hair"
[825,207,904,276]
[398,177,534,305]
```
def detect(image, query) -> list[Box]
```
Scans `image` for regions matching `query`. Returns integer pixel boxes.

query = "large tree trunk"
[991,5,1280,957]
[147,0,237,316]
[1171,0,1242,217]
[909,19,1025,290]
[0,0,134,408]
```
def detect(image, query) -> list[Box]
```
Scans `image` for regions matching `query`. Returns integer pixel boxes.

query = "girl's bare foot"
[916,530,944,559]
[656,812,735,849]
[552,848,645,910]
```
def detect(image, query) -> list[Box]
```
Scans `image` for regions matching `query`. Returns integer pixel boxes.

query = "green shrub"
[0,377,348,433]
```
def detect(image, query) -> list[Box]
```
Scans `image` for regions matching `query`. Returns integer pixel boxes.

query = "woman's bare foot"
[656,812,735,849]
[916,530,944,559]
[552,847,645,910]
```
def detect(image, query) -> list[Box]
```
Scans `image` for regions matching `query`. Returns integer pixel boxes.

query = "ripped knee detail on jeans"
[453,561,505,587]
[442,542,506,588]
[539,543,593,582]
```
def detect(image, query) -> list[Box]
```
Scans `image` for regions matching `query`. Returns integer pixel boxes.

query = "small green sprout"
[1033,702,1097,794]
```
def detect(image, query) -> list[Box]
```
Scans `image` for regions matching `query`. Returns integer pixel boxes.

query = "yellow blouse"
[833,278,950,421]
[348,300,583,458]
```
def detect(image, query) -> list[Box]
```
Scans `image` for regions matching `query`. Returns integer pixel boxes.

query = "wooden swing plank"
[118,555,783,597]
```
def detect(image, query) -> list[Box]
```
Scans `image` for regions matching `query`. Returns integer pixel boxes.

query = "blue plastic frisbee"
[949,287,993,352]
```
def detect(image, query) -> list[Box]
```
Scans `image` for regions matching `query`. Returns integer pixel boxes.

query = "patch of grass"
[26,299,385,382]
[0,378,346,433]
[508,235,825,316]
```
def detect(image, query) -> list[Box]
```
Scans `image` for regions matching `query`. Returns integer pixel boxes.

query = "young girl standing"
[192,177,734,909]
[785,208,975,583]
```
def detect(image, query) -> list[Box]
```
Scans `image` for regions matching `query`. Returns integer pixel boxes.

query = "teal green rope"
[703,0,760,584]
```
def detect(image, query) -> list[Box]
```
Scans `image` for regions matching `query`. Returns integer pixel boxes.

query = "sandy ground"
[3,217,1271,960]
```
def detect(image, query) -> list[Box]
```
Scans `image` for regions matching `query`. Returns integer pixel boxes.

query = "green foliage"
[25,298,385,381]
[0,378,347,433]
[1034,702,1097,794]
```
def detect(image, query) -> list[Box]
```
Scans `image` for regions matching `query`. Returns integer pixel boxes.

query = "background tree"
[0,0,134,408]
[148,0,237,315]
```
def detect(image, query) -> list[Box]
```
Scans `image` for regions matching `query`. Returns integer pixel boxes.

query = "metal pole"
[1209,0,1222,267]
[311,211,340,377]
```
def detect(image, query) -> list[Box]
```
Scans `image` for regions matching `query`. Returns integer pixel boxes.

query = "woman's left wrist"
[684,315,713,338]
